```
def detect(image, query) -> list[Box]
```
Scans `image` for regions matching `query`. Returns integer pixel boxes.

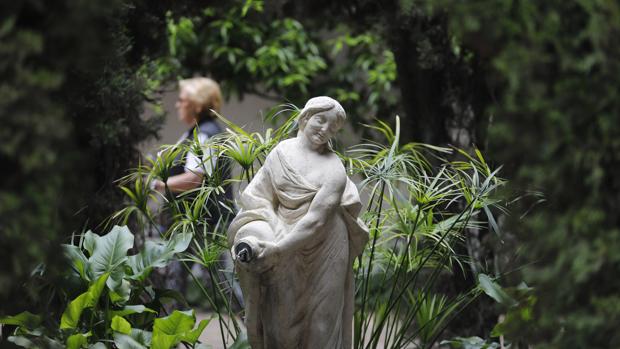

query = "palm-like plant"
[112,107,512,348]
[343,117,509,349]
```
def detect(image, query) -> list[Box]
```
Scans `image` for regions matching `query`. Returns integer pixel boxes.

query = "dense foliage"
[2,0,619,347]
[152,1,620,346]
[0,225,210,349]
[110,110,510,348]
[439,2,620,347]
[0,0,160,315]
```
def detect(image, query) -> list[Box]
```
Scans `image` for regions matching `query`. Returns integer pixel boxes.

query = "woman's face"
[176,90,200,126]
[302,110,342,146]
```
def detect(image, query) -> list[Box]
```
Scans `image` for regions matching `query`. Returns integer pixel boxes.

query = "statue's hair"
[297,96,346,131]
[179,77,222,120]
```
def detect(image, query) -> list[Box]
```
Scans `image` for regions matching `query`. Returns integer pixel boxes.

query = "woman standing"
[151,78,232,299]
[153,77,225,194]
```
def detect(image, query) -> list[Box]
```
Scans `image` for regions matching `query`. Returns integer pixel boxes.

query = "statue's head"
[176,77,222,125]
[297,96,346,145]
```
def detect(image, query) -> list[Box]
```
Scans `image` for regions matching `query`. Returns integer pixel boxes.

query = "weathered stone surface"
[228,97,369,348]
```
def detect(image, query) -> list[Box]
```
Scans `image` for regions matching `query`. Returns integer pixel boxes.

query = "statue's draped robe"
[228,147,368,349]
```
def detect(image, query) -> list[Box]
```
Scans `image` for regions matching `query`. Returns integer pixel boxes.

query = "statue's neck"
[296,134,328,154]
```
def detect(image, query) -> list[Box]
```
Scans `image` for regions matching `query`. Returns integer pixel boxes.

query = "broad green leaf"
[67,332,91,349]
[151,333,178,349]
[60,273,109,329]
[181,318,210,343]
[113,334,148,349]
[8,335,64,349]
[154,310,195,335]
[83,230,97,256]
[63,245,90,281]
[108,276,131,303]
[110,305,156,318]
[127,233,191,281]
[478,274,517,307]
[111,315,132,334]
[152,310,198,349]
[89,343,107,349]
[8,336,34,348]
[114,329,152,349]
[87,226,134,282]
[131,329,153,346]
[0,311,41,330]
[61,293,90,330]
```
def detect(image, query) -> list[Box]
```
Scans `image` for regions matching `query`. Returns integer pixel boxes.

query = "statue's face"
[303,110,342,145]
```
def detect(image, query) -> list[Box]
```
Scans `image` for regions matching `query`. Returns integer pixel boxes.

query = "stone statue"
[228,96,369,349]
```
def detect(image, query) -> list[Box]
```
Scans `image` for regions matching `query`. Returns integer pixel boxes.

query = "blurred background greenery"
[1,0,619,348]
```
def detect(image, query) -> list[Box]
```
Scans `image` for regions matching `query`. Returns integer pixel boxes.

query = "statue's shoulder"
[274,138,296,151]
[319,152,346,189]
[263,139,292,166]
[268,139,295,158]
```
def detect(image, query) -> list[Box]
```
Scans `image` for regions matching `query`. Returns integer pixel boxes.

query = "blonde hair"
[179,77,222,120]
[297,96,346,132]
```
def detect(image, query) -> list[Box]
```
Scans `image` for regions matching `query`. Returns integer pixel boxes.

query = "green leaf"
[111,315,132,334]
[9,335,64,348]
[110,305,157,318]
[152,310,202,349]
[181,318,210,343]
[151,333,177,349]
[61,293,91,330]
[8,336,35,348]
[63,245,90,281]
[67,332,91,349]
[60,273,109,329]
[108,277,131,303]
[83,230,97,256]
[114,335,147,349]
[154,310,195,335]
[478,273,517,307]
[87,225,134,281]
[127,233,191,281]
[0,311,41,330]
[114,329,152,349]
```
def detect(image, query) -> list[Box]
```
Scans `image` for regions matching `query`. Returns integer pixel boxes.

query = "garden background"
[1,0,619,348]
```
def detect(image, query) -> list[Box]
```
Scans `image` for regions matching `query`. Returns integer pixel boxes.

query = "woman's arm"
[154,132,210,194]
[154,171,203,193]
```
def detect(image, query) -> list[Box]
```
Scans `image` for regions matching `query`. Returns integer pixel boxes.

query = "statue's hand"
[249,240,282,274]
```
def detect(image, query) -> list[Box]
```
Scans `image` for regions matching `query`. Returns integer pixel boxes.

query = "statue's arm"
[228,152,279,245]
[237,150,279,212]
[277,166,346,253]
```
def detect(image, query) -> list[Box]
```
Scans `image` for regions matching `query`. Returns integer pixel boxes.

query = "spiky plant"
[112,106,512,348]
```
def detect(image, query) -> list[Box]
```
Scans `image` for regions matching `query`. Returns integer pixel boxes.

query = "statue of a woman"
[228,96,368,349]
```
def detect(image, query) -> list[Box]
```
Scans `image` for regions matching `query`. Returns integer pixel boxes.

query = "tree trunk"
[385,13,450,145]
